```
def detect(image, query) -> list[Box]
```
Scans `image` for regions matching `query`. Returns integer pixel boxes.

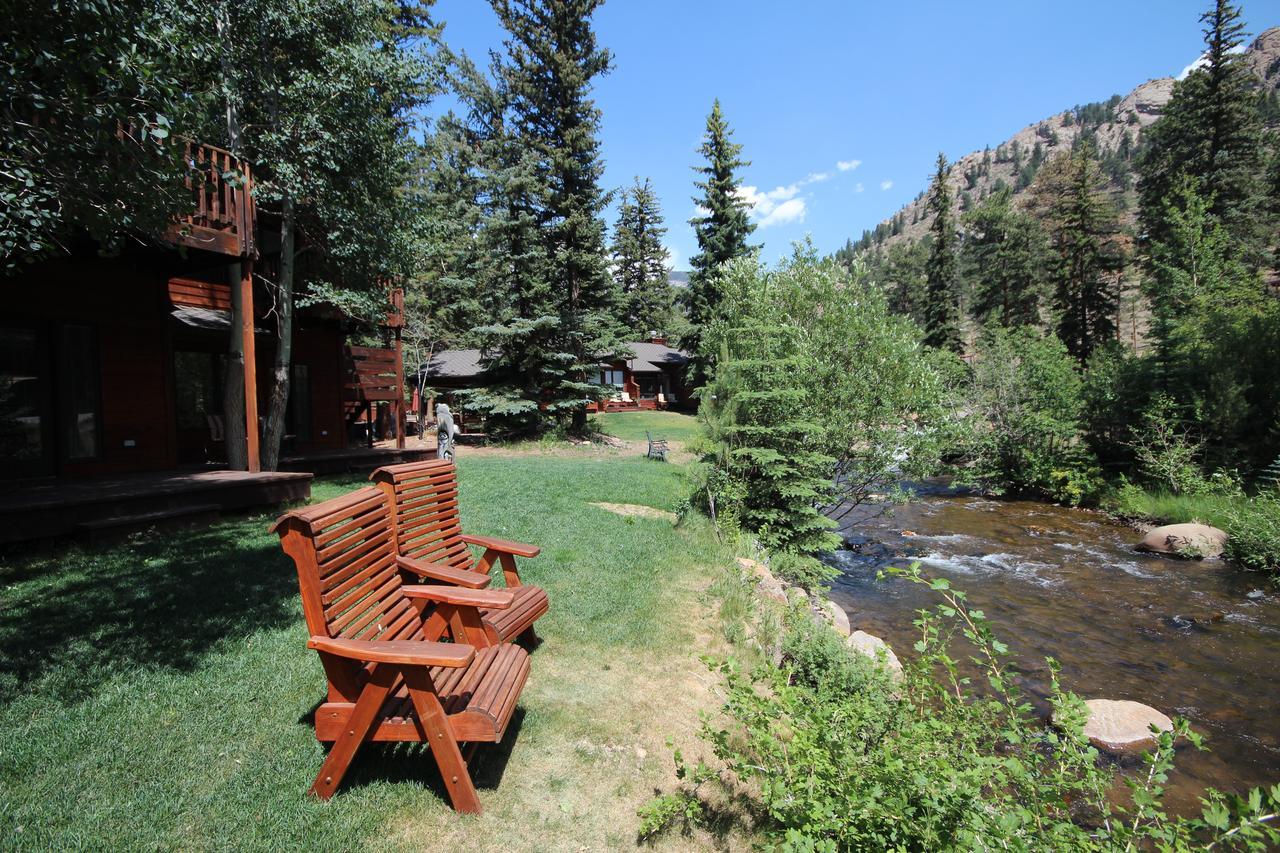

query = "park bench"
[646,430,668,462]
[370,459,549,646]
[272,486,530,811]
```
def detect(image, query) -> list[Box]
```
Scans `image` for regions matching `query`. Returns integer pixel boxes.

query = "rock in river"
[846,630,903,679]
[1136,523,1228,558]
[1058,698,1174,753]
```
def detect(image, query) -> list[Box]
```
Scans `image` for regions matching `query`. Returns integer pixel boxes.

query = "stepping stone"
[1061,699,1174,753]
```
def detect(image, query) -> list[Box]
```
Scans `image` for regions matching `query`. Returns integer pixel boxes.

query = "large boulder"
[846,630,903,680]
[819,599,852,637]
[1137,523,1228,558]
[1057,699,1174,754]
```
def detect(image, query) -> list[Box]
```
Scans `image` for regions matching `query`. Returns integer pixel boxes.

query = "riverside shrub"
[1224,490,1280,575]
[643,566,1280,849]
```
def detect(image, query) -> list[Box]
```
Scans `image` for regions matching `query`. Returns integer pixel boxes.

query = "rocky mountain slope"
[855,26,1280,254]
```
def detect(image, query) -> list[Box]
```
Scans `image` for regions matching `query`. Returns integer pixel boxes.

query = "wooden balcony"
[166,141,257,257]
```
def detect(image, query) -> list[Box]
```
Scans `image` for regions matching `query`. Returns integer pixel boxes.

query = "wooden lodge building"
[420,338,691,422]
[0,141,423,543]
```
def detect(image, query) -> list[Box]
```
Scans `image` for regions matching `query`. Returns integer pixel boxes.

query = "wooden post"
[394,324,405,449]
[242,259,260,472]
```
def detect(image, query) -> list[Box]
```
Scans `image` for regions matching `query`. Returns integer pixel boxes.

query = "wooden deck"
[0,469,312,544]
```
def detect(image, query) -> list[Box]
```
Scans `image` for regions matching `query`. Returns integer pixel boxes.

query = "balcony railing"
[166,141,256,257]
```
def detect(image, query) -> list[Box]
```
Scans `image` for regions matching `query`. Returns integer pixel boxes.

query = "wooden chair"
[370,459,549,646]
[646,430,669,462]
[272,486,531,812]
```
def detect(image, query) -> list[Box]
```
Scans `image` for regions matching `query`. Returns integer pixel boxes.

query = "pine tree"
[470,0,622,436]
[610,177,675,334]
[1138,0,1268,262]
[962,188,1048,328]
[1031,145,1126,363]
[923,153,962,351]
[685,99,755,382]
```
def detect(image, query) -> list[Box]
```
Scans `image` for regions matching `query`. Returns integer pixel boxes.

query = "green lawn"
[0,447,735,850]
[593,410,700,447]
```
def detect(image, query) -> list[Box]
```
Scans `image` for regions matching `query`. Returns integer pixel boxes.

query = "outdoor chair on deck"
[272,487,531,812]
[370,459,549,646]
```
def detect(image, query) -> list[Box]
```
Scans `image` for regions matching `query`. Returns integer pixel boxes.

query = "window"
[57,325,101,460]
[0,327,47,468]
[601,369,624,386]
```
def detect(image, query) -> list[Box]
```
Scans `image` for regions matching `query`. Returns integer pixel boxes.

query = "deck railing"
[167,140,256,257]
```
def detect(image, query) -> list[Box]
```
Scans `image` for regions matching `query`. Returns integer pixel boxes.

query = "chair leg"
[403,666,483,814]
[310,663,396,800]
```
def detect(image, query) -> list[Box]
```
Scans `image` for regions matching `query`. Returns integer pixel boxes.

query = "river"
[825,481,1280,813]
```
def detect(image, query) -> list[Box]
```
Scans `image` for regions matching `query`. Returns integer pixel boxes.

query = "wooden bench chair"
[646,431,669,462]
[370,459,549,646]
[272,486,531,812]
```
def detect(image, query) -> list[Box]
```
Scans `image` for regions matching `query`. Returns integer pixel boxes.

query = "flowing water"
[825,481,1280,813]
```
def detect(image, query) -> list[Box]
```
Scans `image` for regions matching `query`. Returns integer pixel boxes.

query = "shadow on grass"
[328,708,527,802]
[0,514,299,703]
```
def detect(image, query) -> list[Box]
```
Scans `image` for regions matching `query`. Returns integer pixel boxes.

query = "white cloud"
[664,245,680,270]
[757,198,807,227]
[880,180,894,191]
[1178,44,1246,80]
[854,182,865,193]
[804,171,831,183]
[837,159,862,172]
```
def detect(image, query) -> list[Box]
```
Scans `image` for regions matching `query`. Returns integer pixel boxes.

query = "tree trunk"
[223,260,248,470]
[261,193,295,471]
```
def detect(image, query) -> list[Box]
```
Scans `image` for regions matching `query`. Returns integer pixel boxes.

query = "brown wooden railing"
[166,140,256,257]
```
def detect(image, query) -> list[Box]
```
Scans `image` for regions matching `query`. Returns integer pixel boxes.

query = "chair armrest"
[396,556,492,589]
[460,534,541,558]
[402,584,515,610]
[308,636,474,667]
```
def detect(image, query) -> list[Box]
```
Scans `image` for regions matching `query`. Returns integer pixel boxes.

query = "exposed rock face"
[847,630,904,679]
[1065,699,1174,753]
[1137,523,1228,558]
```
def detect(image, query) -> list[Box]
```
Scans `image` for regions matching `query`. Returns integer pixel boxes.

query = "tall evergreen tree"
[469,0,621,436]
[1031,145,1126,363]
[923,153,962,351]
[1138,0,1269,262]
[685,99,755,383]
[611,177,675,334]
[962,188,1048,328]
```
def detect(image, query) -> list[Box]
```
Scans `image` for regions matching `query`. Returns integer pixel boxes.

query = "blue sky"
[428,0,1280,268]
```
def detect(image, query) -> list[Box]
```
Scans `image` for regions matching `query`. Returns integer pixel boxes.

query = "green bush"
[1224,491,1280,575]
[645,566,1280,849]
[958,325,1101,505]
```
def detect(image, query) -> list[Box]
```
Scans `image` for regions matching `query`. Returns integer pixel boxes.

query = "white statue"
[436,403,460,461]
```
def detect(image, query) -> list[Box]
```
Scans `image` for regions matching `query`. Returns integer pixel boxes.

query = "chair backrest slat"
[371,460,473,568]
[272,486,422,644]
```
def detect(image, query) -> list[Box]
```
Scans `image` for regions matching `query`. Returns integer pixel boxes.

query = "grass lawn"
[0,438,739,850]
[1105,487,1245,531]
[592,410,701,449]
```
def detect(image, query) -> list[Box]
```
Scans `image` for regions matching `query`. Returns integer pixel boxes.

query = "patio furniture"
[370,459,549,646]
[272,486,531,811]
[646,431,668,462]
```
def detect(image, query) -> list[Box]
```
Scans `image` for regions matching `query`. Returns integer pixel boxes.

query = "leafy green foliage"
[1,0,210,269]
[647,565,1280,849]
[694,247,946,554]
[1224,490,1280,575]
[958,326,1100,504]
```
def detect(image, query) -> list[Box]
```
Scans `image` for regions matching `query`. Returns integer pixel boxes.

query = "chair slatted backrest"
[370,459,471,569]
[273,486,423,647]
